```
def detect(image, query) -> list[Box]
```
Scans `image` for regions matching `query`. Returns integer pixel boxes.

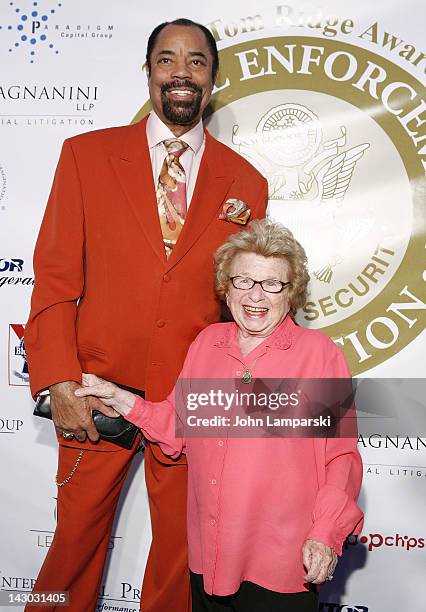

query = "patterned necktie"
[156,138,189,257]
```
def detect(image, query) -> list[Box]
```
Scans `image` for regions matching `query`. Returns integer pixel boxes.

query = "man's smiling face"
[147,24,215,135]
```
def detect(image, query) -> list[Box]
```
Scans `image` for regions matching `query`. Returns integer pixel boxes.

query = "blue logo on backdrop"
[0,258,24,272]
[0,2,63,63]
[0,258,34,289]
[0,2,113,64]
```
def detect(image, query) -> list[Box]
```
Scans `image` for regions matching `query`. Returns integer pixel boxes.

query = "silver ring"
[327,574,334,581]
[62,431,74,440]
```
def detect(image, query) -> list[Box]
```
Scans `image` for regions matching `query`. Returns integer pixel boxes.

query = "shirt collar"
[146,110,204,154]
[213,315,296,351]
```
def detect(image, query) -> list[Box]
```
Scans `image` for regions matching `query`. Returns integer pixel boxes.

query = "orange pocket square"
[219,199,251,225]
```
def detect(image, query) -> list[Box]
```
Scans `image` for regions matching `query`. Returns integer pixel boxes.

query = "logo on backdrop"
[345,532,425,552]
[359,433,426,478]
[0,163,6,209]
[134,15,426,375]
[0,84,99,128]
[232,104,370,284]
[1,576,36,591]
[0,258,34,289]
[0,1,64,63]
[1,258,24,272]
[0,417,24,434]
[8,323,29,385]
[0,1,114,64]
[97,582,140,612]
[358,434,426,452]
[31,529,122,550]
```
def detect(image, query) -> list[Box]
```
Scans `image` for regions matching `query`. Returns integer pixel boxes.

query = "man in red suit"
[25,18,267,612]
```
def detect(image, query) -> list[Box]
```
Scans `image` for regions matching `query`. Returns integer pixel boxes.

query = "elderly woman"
[76,220,363,612]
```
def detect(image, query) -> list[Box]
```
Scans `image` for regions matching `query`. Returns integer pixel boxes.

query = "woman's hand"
[74,373,136,417]
[302,539,337,584]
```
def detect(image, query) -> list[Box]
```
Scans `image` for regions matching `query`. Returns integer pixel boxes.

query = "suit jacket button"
[156,319,166,328]
[163,274,170,283]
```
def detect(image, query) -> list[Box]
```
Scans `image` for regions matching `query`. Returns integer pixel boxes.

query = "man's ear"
[143,62,150,77]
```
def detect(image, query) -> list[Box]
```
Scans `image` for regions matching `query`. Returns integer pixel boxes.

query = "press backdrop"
[1,1,425,611]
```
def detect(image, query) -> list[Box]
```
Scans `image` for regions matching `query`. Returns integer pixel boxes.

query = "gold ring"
[62,431,74,440]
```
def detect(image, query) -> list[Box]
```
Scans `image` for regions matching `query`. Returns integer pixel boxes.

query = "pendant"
[242,370,252,384]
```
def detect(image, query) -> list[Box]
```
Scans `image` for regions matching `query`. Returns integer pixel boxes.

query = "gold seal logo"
[134,37,425,375]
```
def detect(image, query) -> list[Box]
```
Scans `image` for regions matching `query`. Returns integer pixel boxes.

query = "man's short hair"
[145,18,219,81]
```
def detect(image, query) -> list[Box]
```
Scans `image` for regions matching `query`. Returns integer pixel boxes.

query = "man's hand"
[49,380,119,443]
[302,539,337,584]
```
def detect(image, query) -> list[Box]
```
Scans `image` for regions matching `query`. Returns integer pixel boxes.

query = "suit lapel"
[166,131,234,270]
[110,117,167,265]
[110,120,234,269]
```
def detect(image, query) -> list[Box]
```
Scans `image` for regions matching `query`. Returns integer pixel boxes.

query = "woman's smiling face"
[226,252,292,339]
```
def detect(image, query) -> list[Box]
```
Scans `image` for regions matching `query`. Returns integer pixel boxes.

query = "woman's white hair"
[214,219,310,317]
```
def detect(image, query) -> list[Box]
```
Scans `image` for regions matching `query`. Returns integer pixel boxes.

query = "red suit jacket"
[26,115,267,410]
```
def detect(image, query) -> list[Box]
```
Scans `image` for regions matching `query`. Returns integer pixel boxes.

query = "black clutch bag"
[33,383,145,450]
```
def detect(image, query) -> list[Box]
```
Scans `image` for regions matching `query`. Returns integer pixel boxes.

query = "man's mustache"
[161,80,202,95]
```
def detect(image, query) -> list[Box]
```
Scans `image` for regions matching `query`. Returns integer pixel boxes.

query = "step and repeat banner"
[1,1,425,610]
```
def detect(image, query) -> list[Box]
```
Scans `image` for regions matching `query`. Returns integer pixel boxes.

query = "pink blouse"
[127,316,363,596]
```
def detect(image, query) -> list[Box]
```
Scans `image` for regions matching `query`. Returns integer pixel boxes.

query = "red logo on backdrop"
[346,532,425,552]
[8,324,29,385]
